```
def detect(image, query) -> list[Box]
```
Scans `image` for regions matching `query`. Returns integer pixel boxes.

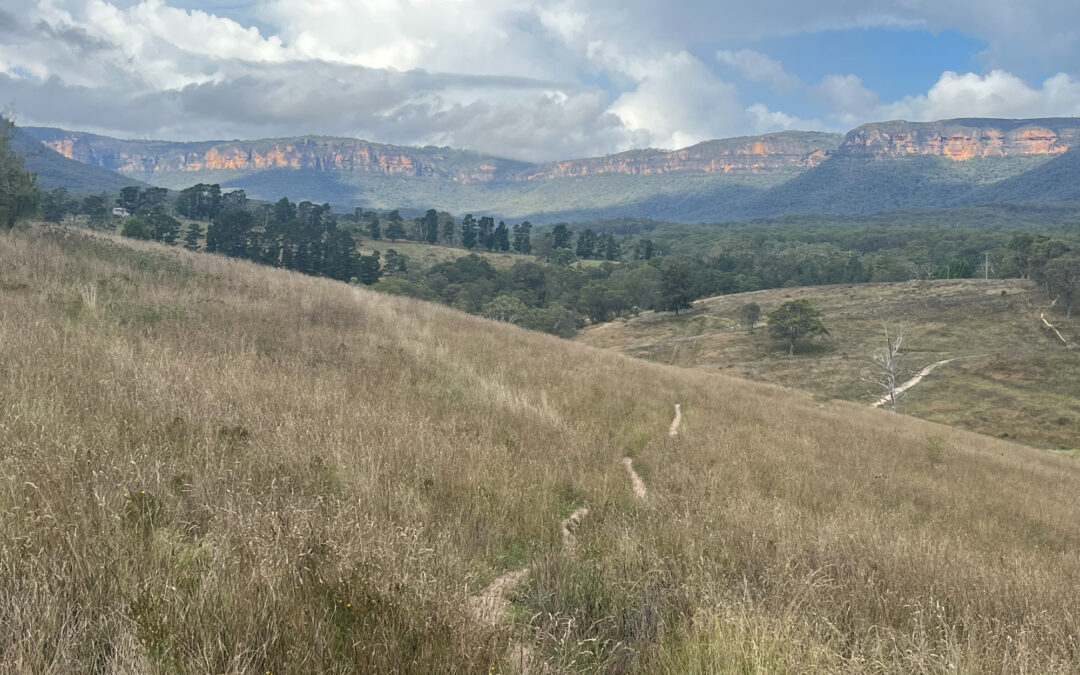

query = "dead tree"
[866,325,907,412]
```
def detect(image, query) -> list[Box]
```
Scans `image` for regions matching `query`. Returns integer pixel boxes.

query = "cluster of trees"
[348,207,536,254]
[371,250,746,335]
[192,194,380,284]
[0,118,40,229]
[1008,233,1080,318]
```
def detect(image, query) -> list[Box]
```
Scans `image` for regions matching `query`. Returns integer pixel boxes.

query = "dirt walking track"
[467,402,680,670]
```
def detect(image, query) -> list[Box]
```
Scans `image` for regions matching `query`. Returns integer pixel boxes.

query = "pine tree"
[512,221,532,253]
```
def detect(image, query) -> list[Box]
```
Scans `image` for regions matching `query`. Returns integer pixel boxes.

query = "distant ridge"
[20,117,1080,221]
[11,126,148,194]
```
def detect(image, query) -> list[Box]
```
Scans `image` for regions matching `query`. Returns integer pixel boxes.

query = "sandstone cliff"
[28,130,529,183]
[841,118,1080,160]
[27,128,842,183]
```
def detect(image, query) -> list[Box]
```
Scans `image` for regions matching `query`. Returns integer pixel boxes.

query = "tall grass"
[2,224,1079,672]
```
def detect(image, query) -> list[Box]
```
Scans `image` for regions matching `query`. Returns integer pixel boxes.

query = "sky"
[3,0,1080,161]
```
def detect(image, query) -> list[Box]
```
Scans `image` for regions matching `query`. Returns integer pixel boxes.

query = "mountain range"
[21,118,1080,222]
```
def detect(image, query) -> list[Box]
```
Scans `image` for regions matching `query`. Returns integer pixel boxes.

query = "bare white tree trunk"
[867,325,906,412]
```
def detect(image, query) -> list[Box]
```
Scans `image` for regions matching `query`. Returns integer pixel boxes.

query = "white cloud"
[609,51,751,149]
[6,0,1080,162]
[878,70,1080,121]
[716,48,801,93]
[816,74,879,126]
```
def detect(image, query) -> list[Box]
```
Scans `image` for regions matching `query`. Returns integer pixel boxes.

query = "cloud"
[5,0,1080,162]
[878,70,1080,121]
[35,19,113,52]
[0,8,22,34]
[609,51,752,149]
[716,49,801,93]
[815,74,879,126]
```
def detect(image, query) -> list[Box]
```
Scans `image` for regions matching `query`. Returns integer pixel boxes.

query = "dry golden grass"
[2,224,1080,672]
[580,279,1080,450]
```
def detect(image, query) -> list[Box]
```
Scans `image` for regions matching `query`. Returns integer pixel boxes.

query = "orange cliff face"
[39,135,514,182]
[843,122,1080,160]
[40,131,841,182]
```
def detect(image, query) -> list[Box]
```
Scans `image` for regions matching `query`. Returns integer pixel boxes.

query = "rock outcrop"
[841,119,1080,160]
[27,128,841,182]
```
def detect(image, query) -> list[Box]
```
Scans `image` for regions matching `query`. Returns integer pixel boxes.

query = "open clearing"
[581,278,1080,450]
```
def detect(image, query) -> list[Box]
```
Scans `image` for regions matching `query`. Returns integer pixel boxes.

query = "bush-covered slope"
[2,224,1080,671]
[962,146,1080,204]
[10,126,146,193]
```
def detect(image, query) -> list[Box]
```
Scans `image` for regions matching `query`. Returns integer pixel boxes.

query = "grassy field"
[3,224,1080,671]
[579,279,1080,450]
[357,239,532,271]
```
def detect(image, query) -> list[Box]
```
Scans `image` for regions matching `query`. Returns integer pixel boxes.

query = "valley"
[580,278,1080,450]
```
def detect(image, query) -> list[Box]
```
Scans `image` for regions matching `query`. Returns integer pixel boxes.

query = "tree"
[368,215,382,240]
[483,294,528,324]
[0,118,40,228]
[579,282,617,323]
[493,221,510,251]
[118,186,141,212]
[423,209,439,244]
[512,221,532,253]
[1044,253,1080,318]
[551,223,572,250]
[739,302,761,333]
[576,228,598,259]
[938,257,973,279]
[80,194,109,228]
[601,233,621,261]
[146,212,181,243]
[633,239,655,260]
[611,264,660,313]
[478,216,495,250]
[120,217,152,240]
[767,299,828,355]
[866,325,907,412]
[441,215,456,246]
[461,214,478,249]
[137,187,168,214]
[658,256,697,316]
[205,209,255,257]
[383,249,408,274]
[385,218,406,242]
[183,223,204,251]
[41,187,75,223]
[356,252,382,285]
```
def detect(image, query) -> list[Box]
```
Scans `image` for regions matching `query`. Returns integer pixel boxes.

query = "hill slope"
[2,225,1080,671]
[734,118,1080,218]
[580,279,1080,449]
[9,125,147,193]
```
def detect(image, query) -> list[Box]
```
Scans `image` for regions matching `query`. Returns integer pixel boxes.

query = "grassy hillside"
[580,279,1079,450]
[3,225,1080,671]
[356,239,532,270]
